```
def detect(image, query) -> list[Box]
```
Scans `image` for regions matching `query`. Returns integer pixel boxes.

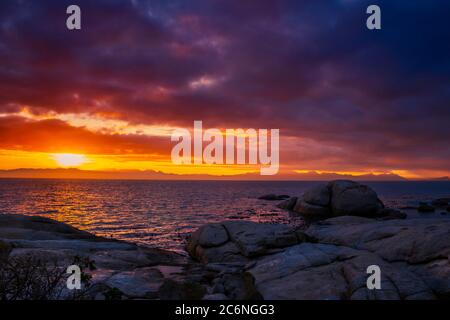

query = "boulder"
[288,180,385,218]
[187,221,302,263]
[258,194,289,201]
[0,214,191,300]
[189,224,229,248]
[293,199,331,217]
[246,217,450,300]
[277,197,298,210]
[303,183,330,206]
[328,180,384,216]
[215,272,262,300]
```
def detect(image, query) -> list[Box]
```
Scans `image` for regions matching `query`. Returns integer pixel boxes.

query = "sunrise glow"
[52,154,88,167]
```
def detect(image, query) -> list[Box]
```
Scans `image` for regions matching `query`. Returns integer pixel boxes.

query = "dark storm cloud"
[0,0,449,173]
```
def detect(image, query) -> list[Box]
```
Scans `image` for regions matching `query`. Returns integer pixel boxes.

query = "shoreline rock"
[0,214,209,300]
[187,216,450,300]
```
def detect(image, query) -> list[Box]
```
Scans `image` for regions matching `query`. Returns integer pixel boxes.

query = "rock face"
[187,221,303,263]
[285,180,385,218]
[276,197,298,210]
[0,214,207,300]
[188,216,450,300]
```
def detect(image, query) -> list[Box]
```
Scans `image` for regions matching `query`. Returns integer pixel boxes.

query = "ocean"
[0,179,449,254]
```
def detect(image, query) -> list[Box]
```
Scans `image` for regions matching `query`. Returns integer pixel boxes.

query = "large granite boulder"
[303,183,331,206]
[286,180,385,218]
[187,216,450,300]
[330,180,383,216]
[187,221,303,263]
[245,216,450,300]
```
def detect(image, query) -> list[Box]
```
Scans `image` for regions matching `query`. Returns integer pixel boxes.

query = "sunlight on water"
[0,180,449,254]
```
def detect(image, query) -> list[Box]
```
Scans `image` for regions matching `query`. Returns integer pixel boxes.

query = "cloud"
[0,116,171,155]
[0,0,449,175]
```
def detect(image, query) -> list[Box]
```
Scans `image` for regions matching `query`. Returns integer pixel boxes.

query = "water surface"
[0,179,449,253]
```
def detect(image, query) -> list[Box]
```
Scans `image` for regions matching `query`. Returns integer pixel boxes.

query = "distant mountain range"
[0,168,423,181]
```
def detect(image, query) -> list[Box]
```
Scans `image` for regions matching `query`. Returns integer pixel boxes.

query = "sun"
[52,153,88,167]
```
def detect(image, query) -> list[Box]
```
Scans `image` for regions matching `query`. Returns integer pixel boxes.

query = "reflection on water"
[0,179,449,253]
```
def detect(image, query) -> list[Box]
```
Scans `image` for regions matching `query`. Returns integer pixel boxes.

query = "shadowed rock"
[187,221,303,263]
[189,215,450,300]
[0,214,203,300]
[280,180,388,219]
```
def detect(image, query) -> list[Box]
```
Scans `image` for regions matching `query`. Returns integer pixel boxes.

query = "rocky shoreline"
[1,180,449,300]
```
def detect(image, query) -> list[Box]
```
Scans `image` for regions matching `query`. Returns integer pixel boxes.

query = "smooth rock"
[303,183,330,206]
[187,221,301,263]
[104,268,164,298]
[293,199,330,217]
[328,180,384,216]
[277,197,298,210]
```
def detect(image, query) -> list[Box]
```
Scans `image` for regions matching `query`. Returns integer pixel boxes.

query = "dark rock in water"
[277,197,298,210]
[432,198,450,207]
[258,194,279,200]
[284,180,384,218]
[329,180,384,217]
[418,204,435,213]
[258,194,289,201]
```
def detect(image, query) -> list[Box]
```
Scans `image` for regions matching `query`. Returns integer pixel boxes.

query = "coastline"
[1,180,450,300]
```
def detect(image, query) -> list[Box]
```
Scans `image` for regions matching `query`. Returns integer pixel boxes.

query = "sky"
[0,0,449,179]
